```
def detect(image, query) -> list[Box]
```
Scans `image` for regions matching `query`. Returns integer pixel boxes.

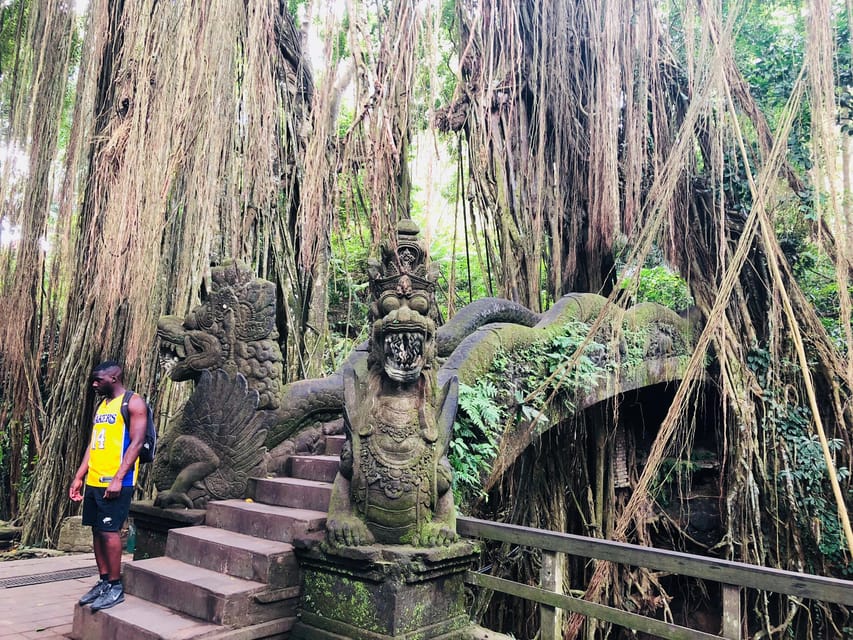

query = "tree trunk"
[20,0,312,545]
[0,0,74,523]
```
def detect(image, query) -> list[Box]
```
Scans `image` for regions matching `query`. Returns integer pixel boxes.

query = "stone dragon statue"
[157,260,283,410]
[152,257,538,509]
[324,220,459,547]
[154,261,282,508]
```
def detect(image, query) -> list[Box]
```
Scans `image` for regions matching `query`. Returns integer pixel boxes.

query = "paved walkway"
[0,553,101,639]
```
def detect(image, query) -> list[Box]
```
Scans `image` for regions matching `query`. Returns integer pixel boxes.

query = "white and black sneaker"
[78,579,108,606]
[90,582,125,611]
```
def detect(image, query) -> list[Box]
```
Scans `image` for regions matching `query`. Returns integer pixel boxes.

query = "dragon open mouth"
[158,339,186,376]
[383,330,425,382]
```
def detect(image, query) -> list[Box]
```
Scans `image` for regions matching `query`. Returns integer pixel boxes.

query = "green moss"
[408,599,429,629]
[304,572,382,633]
[456,324,538,385]
[347,580,376,629]
[623,301,689,333]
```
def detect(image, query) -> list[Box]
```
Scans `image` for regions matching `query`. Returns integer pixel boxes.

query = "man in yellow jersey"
[68,361,147,611]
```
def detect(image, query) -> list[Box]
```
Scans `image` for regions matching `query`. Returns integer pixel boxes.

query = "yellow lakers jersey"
[86,395,138,487]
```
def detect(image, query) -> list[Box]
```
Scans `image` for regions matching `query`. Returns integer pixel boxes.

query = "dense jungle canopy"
[0,0,851,637]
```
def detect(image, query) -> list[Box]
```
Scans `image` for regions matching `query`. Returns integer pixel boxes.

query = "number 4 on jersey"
[92,428,106,450]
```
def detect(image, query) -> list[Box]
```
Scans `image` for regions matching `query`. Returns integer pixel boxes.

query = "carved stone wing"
[182,370,269,499]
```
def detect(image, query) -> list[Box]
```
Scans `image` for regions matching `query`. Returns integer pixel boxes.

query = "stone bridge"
[437,292,696,492]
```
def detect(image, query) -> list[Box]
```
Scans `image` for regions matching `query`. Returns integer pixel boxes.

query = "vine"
[747,345,852,574]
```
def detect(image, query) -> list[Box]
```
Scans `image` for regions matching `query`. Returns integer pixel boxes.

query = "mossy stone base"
[293,542,478,640]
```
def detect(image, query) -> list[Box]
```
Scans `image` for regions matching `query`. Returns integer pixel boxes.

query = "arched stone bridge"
[437,293,697,490]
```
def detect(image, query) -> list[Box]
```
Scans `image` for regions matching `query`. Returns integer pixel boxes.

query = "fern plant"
[450,320,626,507]
[450,379,503,505]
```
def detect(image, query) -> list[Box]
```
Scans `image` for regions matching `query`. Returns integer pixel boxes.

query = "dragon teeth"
[384,331,425,369]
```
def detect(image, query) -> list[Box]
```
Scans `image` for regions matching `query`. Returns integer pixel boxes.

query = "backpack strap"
[120,390,134,426]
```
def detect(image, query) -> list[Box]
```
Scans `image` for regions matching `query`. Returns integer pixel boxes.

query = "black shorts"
[81,485,133,532]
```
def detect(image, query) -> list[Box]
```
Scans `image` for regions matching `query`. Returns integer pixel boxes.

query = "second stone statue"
[325,220,460,547]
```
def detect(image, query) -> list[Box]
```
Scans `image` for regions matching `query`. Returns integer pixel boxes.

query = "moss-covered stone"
[448,293,698,497]
[295,542,478,639]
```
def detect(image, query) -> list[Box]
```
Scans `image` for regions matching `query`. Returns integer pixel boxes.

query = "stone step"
[324,434,346,456]
[166,525,299,586]
[251,477,332,512]
[206,499,326,543]
[289,455,339,483]
[125,556,299,626]
[71,595,295,640]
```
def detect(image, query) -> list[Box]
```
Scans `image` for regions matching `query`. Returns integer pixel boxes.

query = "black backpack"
[120,391,157,463]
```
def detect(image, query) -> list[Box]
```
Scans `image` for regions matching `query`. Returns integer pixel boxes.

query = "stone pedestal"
[128,500,205,560]
[57,516,92,552]
[292,541,479,640]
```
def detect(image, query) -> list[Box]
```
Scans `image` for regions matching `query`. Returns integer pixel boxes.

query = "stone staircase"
[70,434,346,640]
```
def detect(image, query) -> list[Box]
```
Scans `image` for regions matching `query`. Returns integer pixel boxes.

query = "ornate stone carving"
[153,369,271,508]
[325,220,460,547]
[154,261,279,508]
[157,260,283,410]
[151,251,696,514]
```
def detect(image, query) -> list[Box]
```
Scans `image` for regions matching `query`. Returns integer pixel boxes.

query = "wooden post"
[540,550,565,640]
[722,584,741,639]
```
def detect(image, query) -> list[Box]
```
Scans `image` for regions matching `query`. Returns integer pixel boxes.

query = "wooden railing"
[457,516,853,640]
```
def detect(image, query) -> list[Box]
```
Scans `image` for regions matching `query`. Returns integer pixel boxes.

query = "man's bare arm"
[69,446,91,502]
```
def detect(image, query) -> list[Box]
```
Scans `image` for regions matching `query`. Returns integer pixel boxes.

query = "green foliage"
[729,0,852,180]
[410,1,458,131]
[780,233,853,353]
[285,0,308,21]
[428,235,491,314]
[650,456,700,507]
[0,1,28,126]
[450,379,502,504]
[324,222,371,368]
[747,345,851,570]
[620,265,694,312]
[778,425,849,567]
[493,320,613,432]
[0,409,33,521]
[450,320,627,507]
[324,200,493,360]
[733,3,807,118]
[337,104,354,139]
[0,421,9,520]
[541,322,614,390]
[56,25,83,153]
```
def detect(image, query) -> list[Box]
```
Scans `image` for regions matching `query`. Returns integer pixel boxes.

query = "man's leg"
[92,531,108,576]
[89,487,133,611]
[98,530,123,581]
[79,487,109,605]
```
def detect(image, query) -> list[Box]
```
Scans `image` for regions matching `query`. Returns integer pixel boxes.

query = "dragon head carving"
[157,260,283,409]
[367,220,441,384]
